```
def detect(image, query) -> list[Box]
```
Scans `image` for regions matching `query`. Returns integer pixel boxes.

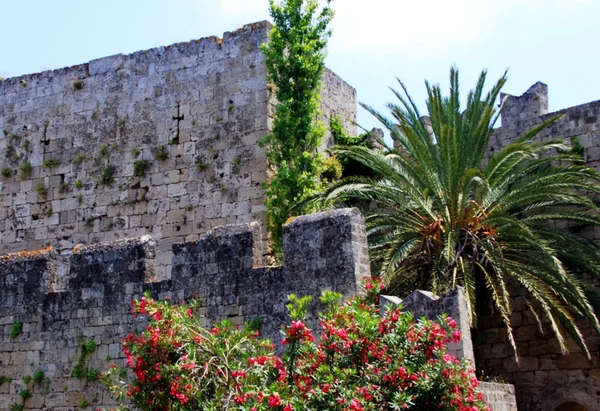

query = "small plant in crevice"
[43,158,61,169]
[10,322,23,339]
[72,336,100,382]
[99,165,116,186]
[0,375,13,385]
[79,399,89,409]
[228,104,234,114]
[133,159,150,178]
[44,378,51,394]
[154,146,168,161]
[195,160,208,172]
[36,183,48,200]
[168,137,178,145]
[77,195,84,205]
[19,389,32,401]
[23,375,32,384]
[19,161,32,178]
[74,153,87,165]
[232,155,242,169]
[1,167,12,178]
[58,182,69,194]
[72,78,84,90]
[10,403,24,411]
[74,179,83,190]
[33,370,45,383]
[131,147,141,157]
[119,118,127,127]
[84,217,95,228]
[99,145,110,159]
[215,132,221,140]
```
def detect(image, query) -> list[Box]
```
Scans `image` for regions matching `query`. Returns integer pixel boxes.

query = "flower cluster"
[103,278,489,411]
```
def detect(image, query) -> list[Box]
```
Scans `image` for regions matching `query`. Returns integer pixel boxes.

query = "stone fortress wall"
[0,208,369,410]
[477,84,600,411]
[0,208,519,411]
[0,21,357,280]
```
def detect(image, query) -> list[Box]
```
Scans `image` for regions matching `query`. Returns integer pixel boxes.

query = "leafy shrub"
[19,389,32,400]
[320,156,342,182]
[104,278,489,410]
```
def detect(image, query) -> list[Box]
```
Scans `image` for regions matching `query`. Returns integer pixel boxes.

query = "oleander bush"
[103,277,489,411]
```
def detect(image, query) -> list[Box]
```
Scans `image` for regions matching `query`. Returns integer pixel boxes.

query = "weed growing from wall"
[260,0,333,257]
[10,322,23,340]
[133,159,150,178]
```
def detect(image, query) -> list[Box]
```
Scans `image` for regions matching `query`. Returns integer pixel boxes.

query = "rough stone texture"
[0,208,369,410]
[0,20,357,280]
[479,382,518,411]
[477,83,600,411]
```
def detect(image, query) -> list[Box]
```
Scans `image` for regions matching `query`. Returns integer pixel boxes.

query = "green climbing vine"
[260,0,334,258]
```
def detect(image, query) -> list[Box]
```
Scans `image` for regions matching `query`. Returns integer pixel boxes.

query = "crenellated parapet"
[0,208,369,410]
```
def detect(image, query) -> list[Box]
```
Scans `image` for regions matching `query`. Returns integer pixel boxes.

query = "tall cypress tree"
[260,0,334,258]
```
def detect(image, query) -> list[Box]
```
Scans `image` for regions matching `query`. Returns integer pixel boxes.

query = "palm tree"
[309,68,600,358]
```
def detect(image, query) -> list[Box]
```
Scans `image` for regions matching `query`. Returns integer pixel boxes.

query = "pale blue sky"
[1,0,599,134]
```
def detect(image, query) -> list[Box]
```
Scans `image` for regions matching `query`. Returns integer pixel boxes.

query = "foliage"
[99,165,116,186]
[74,179,83,190]
[73,336,99,381]
[320,156,342,182]
[33,370,45,383]
[309,68,600,358]
[154,146,169,161]
[133,159,150,178]
[43,158,61,169]
[35,183,48,200]
[74,153,87,165]
[329,116,376,178]
[1,167,12,178]
[10,322,23,339]
[19,161,32,178]
[72,78,84,90]
[259,0,333,257]
[103,278,489,410]
[0,375,12,385]
[19,389,32,400]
